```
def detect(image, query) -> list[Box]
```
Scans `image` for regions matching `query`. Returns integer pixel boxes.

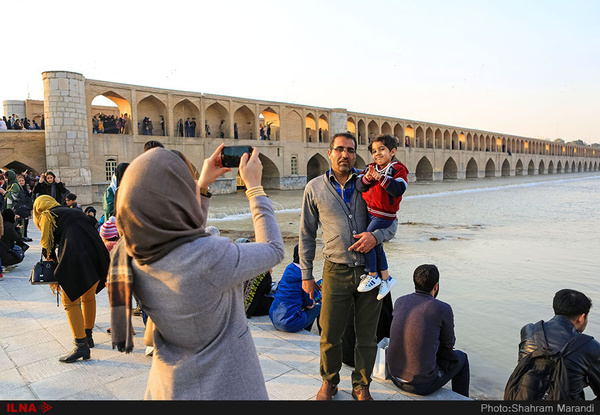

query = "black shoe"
[85,328,94,348]
[23,237,32,242]
[59,338,90,363]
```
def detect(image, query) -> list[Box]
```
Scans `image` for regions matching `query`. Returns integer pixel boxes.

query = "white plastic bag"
[372,337,390,380]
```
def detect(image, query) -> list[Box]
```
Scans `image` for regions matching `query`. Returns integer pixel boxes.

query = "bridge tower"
[42,71,93,203]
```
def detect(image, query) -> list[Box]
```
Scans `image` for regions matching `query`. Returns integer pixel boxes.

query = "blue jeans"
[364,215,394,273]
[390,350,470,397]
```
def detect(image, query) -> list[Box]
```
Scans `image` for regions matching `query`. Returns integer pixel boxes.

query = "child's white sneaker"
[357,274,381,292]
[377,276,397,300]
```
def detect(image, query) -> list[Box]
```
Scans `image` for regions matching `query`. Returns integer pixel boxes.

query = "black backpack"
[504,320,593,401]
[13,190,33,218]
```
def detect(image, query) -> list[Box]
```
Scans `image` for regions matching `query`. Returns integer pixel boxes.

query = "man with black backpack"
[505,289,600,400]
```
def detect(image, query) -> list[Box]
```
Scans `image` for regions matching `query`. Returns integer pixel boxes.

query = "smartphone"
[221,146,253,168]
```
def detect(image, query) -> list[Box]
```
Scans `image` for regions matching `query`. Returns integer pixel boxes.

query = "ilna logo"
[5,403,52,413]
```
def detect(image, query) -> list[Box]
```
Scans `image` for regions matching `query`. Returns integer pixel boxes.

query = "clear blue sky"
[2,0,599,143]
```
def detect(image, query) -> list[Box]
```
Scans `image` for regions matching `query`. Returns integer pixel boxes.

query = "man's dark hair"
[143,140,164,152]
[66,193,77,201]
[413,264,440,292]
[368,134,399,153]
[553,289,592,319]
[330,132,357,150]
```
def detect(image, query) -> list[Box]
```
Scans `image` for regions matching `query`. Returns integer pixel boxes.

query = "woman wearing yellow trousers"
[33,195,110,363]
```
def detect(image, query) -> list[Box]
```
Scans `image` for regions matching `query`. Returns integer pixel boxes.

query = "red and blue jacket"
[356,160,408,220]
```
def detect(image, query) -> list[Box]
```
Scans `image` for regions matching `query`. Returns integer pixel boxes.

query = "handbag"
[30,255,58,285]
[372,337,390,380]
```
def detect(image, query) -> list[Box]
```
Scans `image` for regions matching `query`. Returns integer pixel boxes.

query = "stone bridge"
[2,70,598,204]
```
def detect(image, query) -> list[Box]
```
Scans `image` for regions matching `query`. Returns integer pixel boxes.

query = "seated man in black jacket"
[387,264,470,397]
[518,289,600,400]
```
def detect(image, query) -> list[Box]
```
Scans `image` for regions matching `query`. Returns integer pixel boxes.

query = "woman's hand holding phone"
[198,143,232,189]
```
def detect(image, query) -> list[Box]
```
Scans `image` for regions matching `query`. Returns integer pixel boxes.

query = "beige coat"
[132,195,284,400]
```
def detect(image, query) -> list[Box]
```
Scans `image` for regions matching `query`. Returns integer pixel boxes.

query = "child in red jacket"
[356,134,408,300]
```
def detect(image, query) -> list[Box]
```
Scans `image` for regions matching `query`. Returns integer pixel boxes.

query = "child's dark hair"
[368,134,399,154]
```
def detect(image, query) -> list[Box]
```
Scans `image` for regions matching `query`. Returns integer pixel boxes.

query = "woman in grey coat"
[108,144,284,400]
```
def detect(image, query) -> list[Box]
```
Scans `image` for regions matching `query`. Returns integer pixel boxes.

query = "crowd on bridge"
[0,114,44,130]
[92,113,133,135]
[0,135,598,403]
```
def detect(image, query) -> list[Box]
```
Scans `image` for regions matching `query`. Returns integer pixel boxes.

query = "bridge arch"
[435,128,442,149]
[91,90,131,119]
[485,159,495,177]
[3,160,37,175]
[381,121,392,136]
[548,160,554,174]
[347,117,356,135]
[137,95,167,136]
[318,114,329,143]
[443,157,458,180]
[515,159,524,176]
[174,98,199,137]
[306,153,329,182]
[466,158,478,178]
[451,131,459,150]
[443,130,451,150]
[393,124,404,146]
[258,153,280,189]
[539,160,545,174]
[283,109,303,142]
[528,160,535,175]
[405,126,414,147]
[501,159,510,176]
[355,154,366,171]
[205,102,229,139]
[368,120,379,142]
[233,105,255,140]
[415,156,433,181]
[426,127,434,149]
[357,119,367,145]
[556,160,562,173]
[260,107,280,141]
[466,132,473,150]
[416,126,425,148]
[305,113,317,142]
[90,91,132,134]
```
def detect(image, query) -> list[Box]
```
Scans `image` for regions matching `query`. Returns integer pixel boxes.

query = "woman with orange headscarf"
[33,195,110,363]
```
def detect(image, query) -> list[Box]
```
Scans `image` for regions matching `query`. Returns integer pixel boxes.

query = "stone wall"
[0,130,46,173]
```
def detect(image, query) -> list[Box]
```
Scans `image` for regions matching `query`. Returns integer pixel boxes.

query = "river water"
[206,171,600,400]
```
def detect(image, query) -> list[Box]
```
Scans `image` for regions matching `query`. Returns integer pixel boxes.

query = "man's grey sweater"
[299,173,398,280]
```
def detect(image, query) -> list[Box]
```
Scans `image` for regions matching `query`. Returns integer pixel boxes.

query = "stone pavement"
[0,228,469,401]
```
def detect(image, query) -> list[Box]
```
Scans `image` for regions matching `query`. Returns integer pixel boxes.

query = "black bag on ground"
[0,241,25,266]
[30,255,58,285]
[504,320,594,401]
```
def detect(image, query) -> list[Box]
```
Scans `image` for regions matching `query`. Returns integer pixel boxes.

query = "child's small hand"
[365,165,375,181]
[371,170,382,181]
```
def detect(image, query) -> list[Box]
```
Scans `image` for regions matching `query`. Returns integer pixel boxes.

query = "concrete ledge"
[0,228,469,401]
[249,315,470,401]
